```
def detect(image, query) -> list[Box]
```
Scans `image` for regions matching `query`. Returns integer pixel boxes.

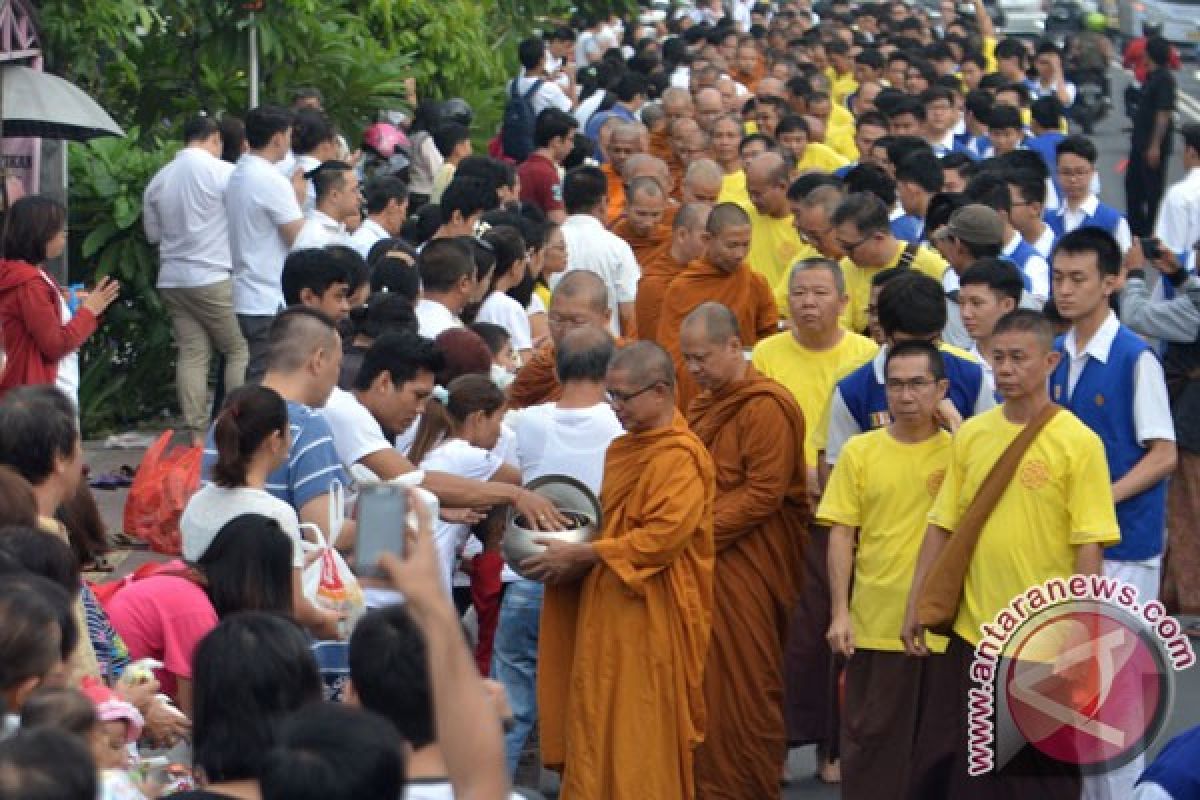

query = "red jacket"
[0,258,97,395]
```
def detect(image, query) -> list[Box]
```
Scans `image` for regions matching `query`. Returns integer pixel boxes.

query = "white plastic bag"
[300,481,365,633]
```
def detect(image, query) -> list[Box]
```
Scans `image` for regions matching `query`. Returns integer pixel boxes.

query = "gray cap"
[936,204,1006,246]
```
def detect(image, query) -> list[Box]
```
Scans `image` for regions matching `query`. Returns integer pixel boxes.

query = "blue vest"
[1045,201,1124,239]
[1003,240,1038,292]
[1026,132,1064,177]
[838,348,985,433]
[1050,326,1167,560]
[1137,724,1200,798]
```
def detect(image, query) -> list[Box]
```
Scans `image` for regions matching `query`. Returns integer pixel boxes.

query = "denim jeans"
[492,578,543,776]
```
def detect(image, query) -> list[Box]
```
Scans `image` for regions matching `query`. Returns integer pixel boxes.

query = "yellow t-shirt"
[718,170,749,207]
[828,103,856,135]
[742,205,807,291]
[751,329,878,464]
[795,142,850,175]
[839,242,948,334]
[818,427,953,653]
[825,125,860,162]
[831,72,859,106]
[928,407,1121,646]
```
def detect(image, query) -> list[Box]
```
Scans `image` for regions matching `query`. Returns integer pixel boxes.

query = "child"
[429,122,472,204]
[82,681,153,799]
[470,321,518,389]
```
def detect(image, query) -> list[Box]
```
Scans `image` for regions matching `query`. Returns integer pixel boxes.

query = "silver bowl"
[503,474,602,580]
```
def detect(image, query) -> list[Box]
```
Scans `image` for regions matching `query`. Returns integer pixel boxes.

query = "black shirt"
[1133,67,1177,153]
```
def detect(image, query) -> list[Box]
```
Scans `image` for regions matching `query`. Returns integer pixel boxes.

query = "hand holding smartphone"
[354,483,408,579]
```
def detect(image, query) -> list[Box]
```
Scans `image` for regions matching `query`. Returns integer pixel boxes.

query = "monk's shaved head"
[552,270,609,314]
[674,202,711,231]
[609,341,676,388]
[670,117,701,139]
[706,202,751,235]
[641,103,665,130]
[622,154,671,190]
[746,151,790,187]
[682,301,742,344]
[682,158,723,205]
[756,77,787,99]
[627,175,665,204]
[610,121,645,145]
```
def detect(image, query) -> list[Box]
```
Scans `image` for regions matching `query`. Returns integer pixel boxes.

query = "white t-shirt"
[415,298,463,339]
[404,780,524,800]
[292,210,350,252]
[144,147,236,289]
[321,387,393,471]
[418,438,504,596]
[349,218,390,261]
[509,73,573,117]
[226,152,304,315]
[476,291,533,351]
[506,402,624,493]
[557,214,640,336]
[180,485,306,569]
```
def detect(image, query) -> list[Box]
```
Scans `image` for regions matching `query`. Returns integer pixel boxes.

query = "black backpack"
[501,77,544,163]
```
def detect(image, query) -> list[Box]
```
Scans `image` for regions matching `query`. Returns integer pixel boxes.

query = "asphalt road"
[780,62,1200,799]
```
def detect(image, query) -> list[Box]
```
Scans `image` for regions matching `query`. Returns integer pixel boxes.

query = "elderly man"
[682,303,809,800]
[658,202,780,409]
[695,87,725,134]
[494,326,624,777]
[509,271,612,409]
[621,152,676,203]
[638,203,711,345]
[602,122,647,224]
[682,158,725,205]
[743,152,808,292]
[527,341,716,800]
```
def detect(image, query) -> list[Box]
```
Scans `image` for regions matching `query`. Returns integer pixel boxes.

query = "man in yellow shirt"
[710,115,748,206]
[902,310,1120,796]
[777,116,850,176]
[753,257,876,786]
[826,39,859,105]
[742,152,807,291]
[821,339,955,800]
[830,192,948,334]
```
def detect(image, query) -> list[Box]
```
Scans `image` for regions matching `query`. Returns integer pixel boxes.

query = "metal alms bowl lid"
[515,474,603,529]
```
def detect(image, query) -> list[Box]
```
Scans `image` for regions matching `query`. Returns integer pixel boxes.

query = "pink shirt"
[104,562,218,699]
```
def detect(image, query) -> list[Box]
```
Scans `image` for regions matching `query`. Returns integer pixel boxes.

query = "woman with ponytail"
[180,385,343,640]
[474,225,534,362]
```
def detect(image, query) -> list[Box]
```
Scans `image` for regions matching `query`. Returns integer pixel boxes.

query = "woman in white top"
[181,384,341,639]
[473,225,534,363]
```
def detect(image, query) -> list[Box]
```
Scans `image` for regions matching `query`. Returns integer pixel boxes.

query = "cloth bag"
[301,481,365,634]
[917,404,1061,633]
[122,431,202,555]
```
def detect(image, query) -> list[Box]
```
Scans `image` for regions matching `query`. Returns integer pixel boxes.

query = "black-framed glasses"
[885,377,937,393]
[606,382,663,406]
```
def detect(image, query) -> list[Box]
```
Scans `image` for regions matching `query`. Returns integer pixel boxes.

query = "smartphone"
[1142,237,1162,260]
[354,483,407,579]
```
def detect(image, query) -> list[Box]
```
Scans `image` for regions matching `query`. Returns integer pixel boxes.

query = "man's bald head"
[610,121,644,145]
[609,341,676,388]
[622,153,671,192]
[555,325,615,384]
[670,117,701,140]
[607,122,645,171]
[745,151,790,216]
[756,77,787,99]
[662,87,695,122]
[552,270,608,314]
[625,175,668,237]
[706,201,751,235]
[626,175,665,205]
[682,301,742,344]
[746,151,789,186]
[674,202,712,232]
[682,158,723,205]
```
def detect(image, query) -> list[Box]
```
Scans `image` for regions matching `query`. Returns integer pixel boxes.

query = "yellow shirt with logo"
[718,169,750,207]
[928,407,1121,646]
[818,427,953,653]
[795,142,850,175]
[741,205,808,291]
[752,329,878,464]
[839,243,948,334]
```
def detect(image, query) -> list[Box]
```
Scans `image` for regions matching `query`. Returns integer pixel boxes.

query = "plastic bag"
[121,431,202,555]
[301,481,365,633]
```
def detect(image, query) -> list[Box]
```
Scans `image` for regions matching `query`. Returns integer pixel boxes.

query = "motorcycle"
[1072,69,1112,134]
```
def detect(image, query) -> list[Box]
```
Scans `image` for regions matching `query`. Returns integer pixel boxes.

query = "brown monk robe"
[668,118,705,201]
[657,87,694,166]
[636,202,711,345]
[600,122,645,226]
[681,303,809,800]
[507,271,613,409]
[610,176,669,266]
[657,202,779,409]
[526,342,716,800]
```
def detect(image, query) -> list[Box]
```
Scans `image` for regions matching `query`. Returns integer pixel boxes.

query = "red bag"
[121,431,202,555]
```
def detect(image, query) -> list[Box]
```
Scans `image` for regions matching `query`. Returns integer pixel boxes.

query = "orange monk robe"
[508,338,633,409]
[539,409,716,800]
[648,127,673,165]
[686,366,810,800]
[656,259,780,409]
[601,161,626,225]
[612,208,682,344]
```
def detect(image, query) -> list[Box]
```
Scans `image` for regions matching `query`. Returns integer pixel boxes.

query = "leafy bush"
[67,133,178,435]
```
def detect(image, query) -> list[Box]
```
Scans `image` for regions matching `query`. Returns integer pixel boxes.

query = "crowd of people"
[0,0,1199,798]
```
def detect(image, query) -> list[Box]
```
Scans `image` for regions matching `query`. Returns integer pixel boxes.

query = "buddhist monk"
[620,153,677,216]
[658,88,695,164]
[657,202,779,409]
[682,303,809,800]
[507,271,611,409]
[638,202,711,345]
[682,159,724,206]
[601,122,645,225]
[611,176,669,266]
[526,341,716,800]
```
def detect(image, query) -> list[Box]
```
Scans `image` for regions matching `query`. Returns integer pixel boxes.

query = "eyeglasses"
[606,382,663,406]
[885,377,938,393]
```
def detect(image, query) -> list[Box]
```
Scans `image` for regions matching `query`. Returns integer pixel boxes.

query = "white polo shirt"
[1155,167,1200,270]
[226,153,304,315]
[349,218,390,261]
[292,209,349,251]
[415,298,463,339]
[144,147,236,289]
[557,213,640,336]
